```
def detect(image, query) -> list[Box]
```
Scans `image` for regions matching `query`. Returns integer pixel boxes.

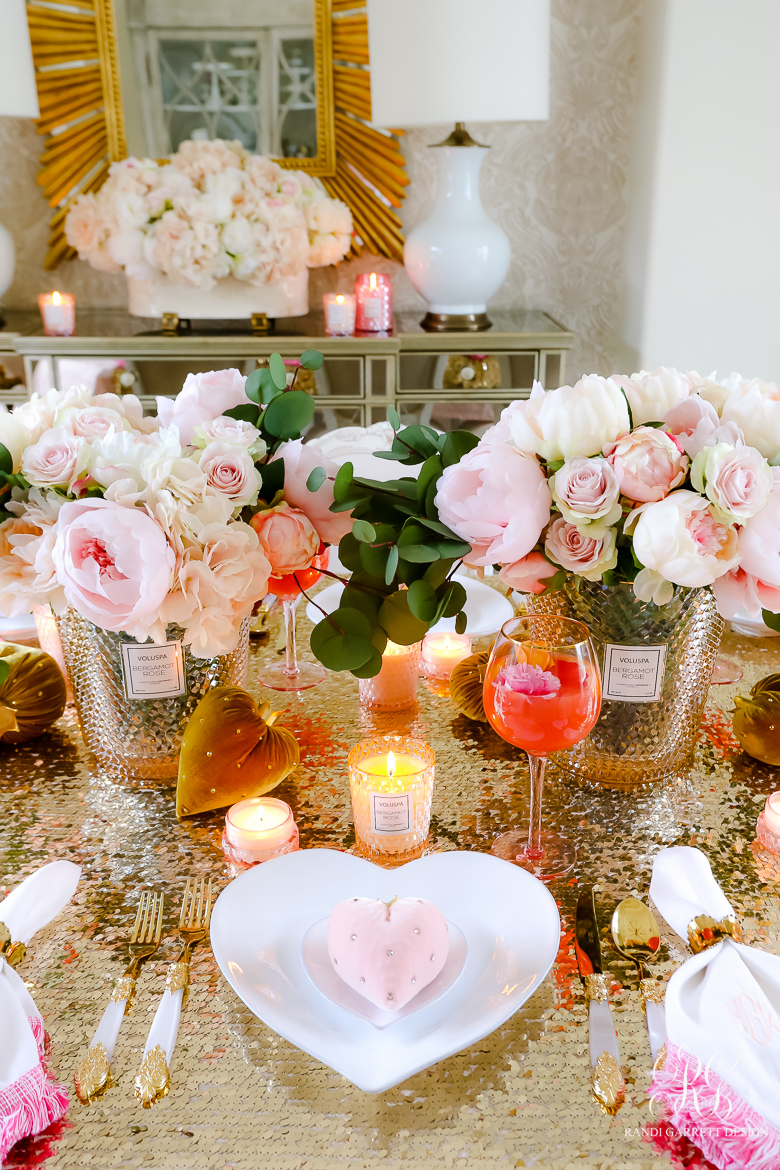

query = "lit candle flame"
[444,635,451,652]
[369,272,377,290]
[336,294,344,303]
[52,291,61,306]
[387,750,396,779]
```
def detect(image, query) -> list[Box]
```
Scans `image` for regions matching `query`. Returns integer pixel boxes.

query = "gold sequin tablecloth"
[2,623,780,1170]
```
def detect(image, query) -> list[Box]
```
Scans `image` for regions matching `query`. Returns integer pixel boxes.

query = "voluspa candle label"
[121,641,186,700]
[370,792,412,834]
[603,643,666,703]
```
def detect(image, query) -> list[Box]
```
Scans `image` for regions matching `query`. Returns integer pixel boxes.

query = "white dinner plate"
[305,574,513,639]
[301,916,468,1029]
[0,613,37,642]
[211,849,560,1093]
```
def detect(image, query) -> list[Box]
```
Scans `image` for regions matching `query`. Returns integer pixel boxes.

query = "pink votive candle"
[37,291,75,336]
[354,272,392,332]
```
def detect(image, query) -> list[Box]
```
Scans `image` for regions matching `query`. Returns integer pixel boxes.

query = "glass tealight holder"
[757,793,780,855]
[37,291,75,336]
[420,632,472,680]
[323,292,356,335]
[221,797,299,866]
[358,641,420,711]
[348,734,435,864]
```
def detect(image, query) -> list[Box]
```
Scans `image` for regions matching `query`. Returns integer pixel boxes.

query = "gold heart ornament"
[176,687,300,817]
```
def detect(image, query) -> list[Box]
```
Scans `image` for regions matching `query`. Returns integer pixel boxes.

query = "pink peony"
[52,499,175,639]
[630,490,740,587]
[250,502,320,576]
[663,394,742,457]
[733,469,780,587]
[605,427,688,503]
[196,442,260,507]
[276,439,353,545]
[713,567,780,621]
[156,369,250,446]
[21,427,86,490]
[433,441,551,567]
[545,518,617,581]
[551,456,621,529]
[497,662,561,697]
[614,367,693,425]
[498,553,558,595]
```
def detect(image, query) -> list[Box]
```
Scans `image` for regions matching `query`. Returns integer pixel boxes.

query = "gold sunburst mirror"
[26,0,407,268]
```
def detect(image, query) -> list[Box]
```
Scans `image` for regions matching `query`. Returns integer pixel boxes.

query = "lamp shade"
[367,0,549,127]
[0,0,39,118]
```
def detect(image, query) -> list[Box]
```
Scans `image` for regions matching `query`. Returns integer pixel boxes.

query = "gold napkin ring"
[687,913,743,953]
[0,920,27,968]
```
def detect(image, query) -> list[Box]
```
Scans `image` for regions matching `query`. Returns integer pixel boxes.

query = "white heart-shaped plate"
[211,849,560,1093]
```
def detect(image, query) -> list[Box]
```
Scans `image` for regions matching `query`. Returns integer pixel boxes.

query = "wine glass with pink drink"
[483,615,602,881]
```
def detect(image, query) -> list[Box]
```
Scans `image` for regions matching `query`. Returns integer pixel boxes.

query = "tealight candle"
[222,797,299,865]
[37,290,75,336]
[757,792,780,854]
[420,632,472,680]
[349,734,435,861]
[358,640,420,711]
[354,272,392,332]
[323,291,356,336]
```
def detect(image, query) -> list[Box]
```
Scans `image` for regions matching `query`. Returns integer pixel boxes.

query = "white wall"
[622,0,780,381]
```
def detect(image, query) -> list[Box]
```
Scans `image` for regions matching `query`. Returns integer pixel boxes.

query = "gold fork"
[74,888,164,1104]
[135,876,212,1107]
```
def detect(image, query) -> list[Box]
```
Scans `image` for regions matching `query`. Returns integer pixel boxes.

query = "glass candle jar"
[354,272,392,332]
[358,641,420,711]
[757,793,780,854]
[323,292,356,335]
[420,632,472,680]
[348,734,435,862]
[37,291,75,336]
[221,797,299,865]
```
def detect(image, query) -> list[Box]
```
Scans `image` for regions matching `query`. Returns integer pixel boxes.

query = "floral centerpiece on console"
[64,139,352,303]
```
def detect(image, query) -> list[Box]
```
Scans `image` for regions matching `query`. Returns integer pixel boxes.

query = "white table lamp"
[367,0,549,331]
[0,0,40,306]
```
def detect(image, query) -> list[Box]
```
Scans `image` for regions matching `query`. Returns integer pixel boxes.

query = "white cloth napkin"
[0,860,81,1161]
[649,846,780,1170]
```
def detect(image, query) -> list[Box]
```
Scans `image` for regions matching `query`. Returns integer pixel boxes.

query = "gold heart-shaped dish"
[176,687,300,817]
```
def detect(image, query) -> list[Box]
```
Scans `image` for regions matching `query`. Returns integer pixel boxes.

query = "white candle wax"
[224,797,298,863]
[421,632,472,680]
[323,292,356,336]
[37,291,75,336]
[764,792,780,835]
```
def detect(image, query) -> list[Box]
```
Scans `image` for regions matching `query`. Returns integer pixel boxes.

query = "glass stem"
[527,754,546,859]
[283,599,299,677]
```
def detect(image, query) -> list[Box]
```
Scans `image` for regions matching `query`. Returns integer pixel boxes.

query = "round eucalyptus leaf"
[352,519,377,544]
[301,349,324,370]
[455,610,468,635]
[269,352,288,390]
[310,608,373,671]
[262,390,315,439]
[378,591,429,645]
[407,578,438,623]
[306,466,327,492]
[350,647,383,679]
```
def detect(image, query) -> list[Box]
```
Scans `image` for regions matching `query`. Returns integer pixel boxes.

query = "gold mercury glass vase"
[56,608,249,780]
[527,579,724,790]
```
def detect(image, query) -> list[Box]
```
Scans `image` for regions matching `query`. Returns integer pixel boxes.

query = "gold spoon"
[611,896,666,1065]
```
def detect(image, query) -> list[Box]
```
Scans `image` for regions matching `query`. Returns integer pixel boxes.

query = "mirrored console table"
[0,309,573,438]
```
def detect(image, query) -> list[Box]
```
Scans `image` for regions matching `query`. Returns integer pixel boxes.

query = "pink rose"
[629,490,740,587]
[605,427,688,503]
[197,442,261,507]
[21,427,86,490]
[52,498,175,639]
[250,502,320,576]
[691,441,773,522]
[545,518,617,581]
[551,457,621,529]
[713,567,780,621]
[276,439,353,545]
[434,441,551,567]
[663,394,742,457]
[498,553,558,595]
[156,369,250,445]
[61,406,127,442]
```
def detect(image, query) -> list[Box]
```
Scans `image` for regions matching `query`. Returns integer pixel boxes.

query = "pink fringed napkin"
[0,861,80,1161]
[647,846,780,1170]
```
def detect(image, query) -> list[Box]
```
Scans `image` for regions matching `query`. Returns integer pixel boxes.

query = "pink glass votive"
[420,632,472,680]
[37,291,75,336]
[323,292,356,335]
[359,641,420,711]
[221,797,299,865]
[354,272,392,332]
[757,793,780,854]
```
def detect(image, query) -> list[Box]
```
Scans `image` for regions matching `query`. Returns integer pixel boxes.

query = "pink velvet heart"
[327,895,450,1011]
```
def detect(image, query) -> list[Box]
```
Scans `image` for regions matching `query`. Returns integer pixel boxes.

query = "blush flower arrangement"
[0,351,353,658]
[64,138,352,288]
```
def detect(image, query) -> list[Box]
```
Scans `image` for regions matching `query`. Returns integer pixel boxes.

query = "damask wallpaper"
[0,0,642,382]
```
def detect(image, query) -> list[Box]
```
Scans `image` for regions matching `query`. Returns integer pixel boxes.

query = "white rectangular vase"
[126,270,309,320]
